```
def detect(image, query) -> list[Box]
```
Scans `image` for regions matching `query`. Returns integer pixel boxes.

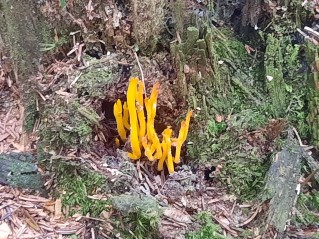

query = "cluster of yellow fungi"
[113,77,192,173]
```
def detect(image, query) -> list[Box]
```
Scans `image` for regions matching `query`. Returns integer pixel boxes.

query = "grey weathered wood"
[0,152,43,190]
[262,129,302,236]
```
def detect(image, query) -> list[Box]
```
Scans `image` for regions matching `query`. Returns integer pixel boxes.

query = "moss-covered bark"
[306,44,319,148]
[0,0,45,131]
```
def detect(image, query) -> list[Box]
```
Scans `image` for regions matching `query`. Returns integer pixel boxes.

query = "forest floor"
[2,0,319,239]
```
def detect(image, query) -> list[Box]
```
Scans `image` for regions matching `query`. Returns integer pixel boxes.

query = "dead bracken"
[114,77,192,173]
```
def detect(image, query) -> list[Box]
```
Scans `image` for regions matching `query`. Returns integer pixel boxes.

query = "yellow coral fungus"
[163,127,174,174]
[113,77,192,173]
[137,81,146,141]
[146,83,159,141]
[174,121,186,164]
[174,111,193,164]
[183,111,193,142]
[142,136,154,161]
[123,102,130,130]
[113,99,127,141]
[127,78,141,159]
[157,141,167,171]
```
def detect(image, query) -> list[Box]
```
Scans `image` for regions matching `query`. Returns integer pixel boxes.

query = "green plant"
[56,164,109,217]
[39,35,68,52]
[60,0,67,9]
[111,195,162,239]
[186,212,228,239]
[293,192,319,226]
[39,99,99,149]
[222,155,268,201]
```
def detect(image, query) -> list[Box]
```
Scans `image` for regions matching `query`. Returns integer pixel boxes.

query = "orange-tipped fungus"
[113,77,192,173]
[113,99,127,141]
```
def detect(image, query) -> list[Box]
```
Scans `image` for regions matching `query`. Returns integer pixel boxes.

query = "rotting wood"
[262,128,302,238]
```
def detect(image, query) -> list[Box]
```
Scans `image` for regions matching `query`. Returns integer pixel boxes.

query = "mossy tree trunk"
[0,0,45,132]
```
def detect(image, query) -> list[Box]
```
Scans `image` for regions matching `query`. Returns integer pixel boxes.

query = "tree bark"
[0,0,44,132]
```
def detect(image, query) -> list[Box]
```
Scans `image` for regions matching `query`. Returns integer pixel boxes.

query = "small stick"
[292,127,308,147]
[133,51,147,98]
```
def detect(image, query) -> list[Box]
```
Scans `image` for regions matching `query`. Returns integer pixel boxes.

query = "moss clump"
[222,155,268,201]
[111,195,162,239]
[264,34,286,117]
[292,191,319,226]
[39,99,100,149]
[24,93,39,132]
[56,163,109,217]
[73,58,115,98]
[186,212,228,239]
[263,33,308,136]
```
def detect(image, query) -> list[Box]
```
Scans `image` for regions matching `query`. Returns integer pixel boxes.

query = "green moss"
[73,57,115,98]
[186,212,229,239]
[24,93,39,132]
[293,192,319,226]
[56,163,109,217]
[111,195,162,239]
[221,155,268,201]
[39,99,100,149]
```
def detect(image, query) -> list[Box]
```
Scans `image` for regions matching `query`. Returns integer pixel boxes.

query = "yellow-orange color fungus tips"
[113,99,127,141]
[146,83,160,142]
[174,111,193,164]
[174,121,186,164]
[127,78,141,159]
[182,111,193,142]
[150,83,160,118]
[137,81,146,141]
[163,128,174,174]
[115,138,120,148]
[157,141,167,171]
[123,102,130,130]
[142,136,153,160]
[158,127,175,173]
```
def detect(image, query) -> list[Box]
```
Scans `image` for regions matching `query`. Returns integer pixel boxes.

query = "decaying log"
[0,152,43,190]
[262,129,302,237]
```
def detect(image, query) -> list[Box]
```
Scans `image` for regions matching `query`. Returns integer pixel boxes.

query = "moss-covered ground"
[18,0,319,238]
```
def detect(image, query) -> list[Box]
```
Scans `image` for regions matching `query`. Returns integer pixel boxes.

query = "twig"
[292,127,308,147]
[133,52,147,97]
[235,205,261,227]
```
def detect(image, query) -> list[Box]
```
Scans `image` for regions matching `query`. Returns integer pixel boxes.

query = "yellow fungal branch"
[123,102,130,130]
[113,99,127,141]
[174,110,193,164]
[127,78,141,159]
[113,77,192,173]
[137,81,146,141]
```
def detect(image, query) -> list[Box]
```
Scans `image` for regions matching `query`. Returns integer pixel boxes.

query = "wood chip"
[0,133,10,142]
[0,222,11,239]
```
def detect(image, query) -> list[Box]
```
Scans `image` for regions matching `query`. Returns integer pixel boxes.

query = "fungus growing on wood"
[113,77,192,173]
